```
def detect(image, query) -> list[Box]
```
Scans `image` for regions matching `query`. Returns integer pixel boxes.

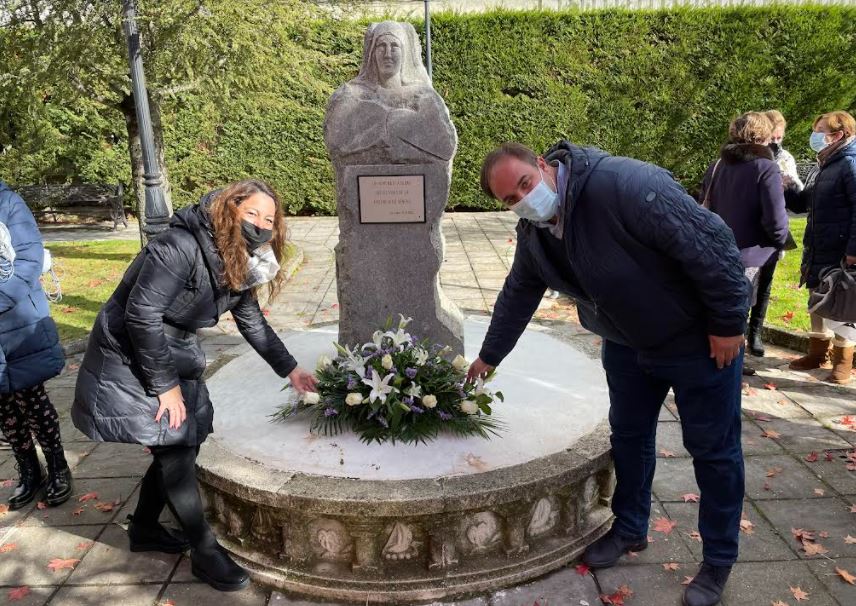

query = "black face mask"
[241,220,272,252]
[768,142,781,156]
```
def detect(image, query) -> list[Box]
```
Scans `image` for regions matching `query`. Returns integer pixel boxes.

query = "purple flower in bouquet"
[347,376,358,390]
[438,410,452,421]
[378,416,389,428]
[324,407,339,417]
[405,367,417,379]
[410,405,424,414]
[403,396,414,405]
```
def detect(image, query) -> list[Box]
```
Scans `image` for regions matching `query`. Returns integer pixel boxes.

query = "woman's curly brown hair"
[208,179,287,301]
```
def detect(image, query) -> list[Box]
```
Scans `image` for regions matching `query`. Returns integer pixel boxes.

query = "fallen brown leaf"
[761,429,782,439]
[78,492,99,503]
[687,530,702,542]
[0,479,13,488]
[36,501,46,510]
[663,562,680,571]
[771,601,788,606]
[682,493,700,503]
[681,576,694,585]
[659,449,676,458]
[781,311,795,323]
[767,467,783,478]
[802,540,829,556]
[818,531,829,539]
[47,558,80,572]
[814,488,825,497]
[71,507,84,516]
[75,542,93,551]
[763,382,778,390]
[7,586,30,601]
[652,517,678,534]
[805,451,819,462]
[0,543,17,553]
[789,586,809,601]
[617,585,634,598]
[844,535,856,544]
[792,528,815,542]
[836,566,856,585]
[575,563,590,576]
[740,519,755,535]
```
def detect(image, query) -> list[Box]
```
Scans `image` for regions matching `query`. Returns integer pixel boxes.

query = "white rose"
[421,394,437,409]
[459,399,478,415]
[451,354,468,372]
[381,354,394,370]
[345,393,363,407]
[302,392,320,405]
[316,355,332,371]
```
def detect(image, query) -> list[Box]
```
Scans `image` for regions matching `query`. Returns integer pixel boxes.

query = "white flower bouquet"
[271,315,504,444]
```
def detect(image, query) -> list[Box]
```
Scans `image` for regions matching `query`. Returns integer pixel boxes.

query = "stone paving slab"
[0,585,54,605]
[807,557,856,605]
[161,581,269,605]
[66,524,179,585]
[592,563,689,606]
[743,454,834,500]
[0,525,101,586]
[754,497,856,560]
[487,565,601,605]
[18,476,139,528]
[50,583,162,606]
[71,443,152,479]
[723,560,839,606]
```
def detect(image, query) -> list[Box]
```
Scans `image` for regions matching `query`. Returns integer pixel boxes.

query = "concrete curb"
[60,243,306,358]
[762,325,809,353]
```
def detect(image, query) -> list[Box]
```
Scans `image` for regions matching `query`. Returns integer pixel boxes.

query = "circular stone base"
[197,318,614,603]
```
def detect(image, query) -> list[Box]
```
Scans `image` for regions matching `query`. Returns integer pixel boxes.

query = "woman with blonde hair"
[72,180,317,591]
[700,112,789,368]
[786,111,856,383]
[765,109,804,192]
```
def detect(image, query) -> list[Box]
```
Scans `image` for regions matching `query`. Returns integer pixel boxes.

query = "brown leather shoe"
[825,345,854,385]
[789,337,831,371]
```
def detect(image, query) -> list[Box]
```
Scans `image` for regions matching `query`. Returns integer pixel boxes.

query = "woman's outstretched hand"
[155,385,187,429]
[466,357,495,383]
[289,367,318,393]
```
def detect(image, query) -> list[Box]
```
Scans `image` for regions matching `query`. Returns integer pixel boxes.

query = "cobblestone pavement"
[1,213,854,605]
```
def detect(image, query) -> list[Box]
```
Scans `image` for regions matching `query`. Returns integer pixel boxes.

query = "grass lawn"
[45,239,300,343]
[46,240,142,342]
[767,217,809,333]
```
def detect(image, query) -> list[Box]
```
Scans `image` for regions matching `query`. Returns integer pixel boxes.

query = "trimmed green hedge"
[5,6,856,214]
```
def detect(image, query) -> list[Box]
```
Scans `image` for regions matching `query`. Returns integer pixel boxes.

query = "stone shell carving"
[309,518,354,562]
[382,522,419,561]
[227,509,244,539]
[461,512,502,554]
[527,497,559,537]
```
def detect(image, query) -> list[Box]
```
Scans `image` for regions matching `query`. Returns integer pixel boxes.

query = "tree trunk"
[120,92,173,246]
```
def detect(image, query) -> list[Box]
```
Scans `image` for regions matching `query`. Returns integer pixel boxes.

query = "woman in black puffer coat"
[785,111,856,384]
[72,180,317,592]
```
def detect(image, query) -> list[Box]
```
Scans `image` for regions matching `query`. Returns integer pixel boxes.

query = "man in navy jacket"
[468,142,749,606]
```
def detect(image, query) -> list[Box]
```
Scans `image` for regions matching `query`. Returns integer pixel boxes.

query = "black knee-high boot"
[747,261,777,357]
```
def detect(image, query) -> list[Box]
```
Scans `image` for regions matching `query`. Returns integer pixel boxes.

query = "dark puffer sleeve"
[124,236,193,396]
[624,166,750,337]
[478,224,547,367]
[231,291,298,377]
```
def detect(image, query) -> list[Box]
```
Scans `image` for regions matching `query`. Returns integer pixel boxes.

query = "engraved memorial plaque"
[358,175,426,224]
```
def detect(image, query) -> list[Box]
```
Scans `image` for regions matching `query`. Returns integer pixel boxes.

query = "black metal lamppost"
[121,0,171,241]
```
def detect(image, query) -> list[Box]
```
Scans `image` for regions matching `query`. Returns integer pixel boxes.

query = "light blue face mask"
[510,169,559,222]
[810,131,830,153]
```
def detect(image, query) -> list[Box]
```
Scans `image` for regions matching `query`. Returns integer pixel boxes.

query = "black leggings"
[0,384,63,456]
[134,445,217,550]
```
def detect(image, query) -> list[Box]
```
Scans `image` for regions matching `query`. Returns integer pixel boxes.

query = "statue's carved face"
[373,34,403,83]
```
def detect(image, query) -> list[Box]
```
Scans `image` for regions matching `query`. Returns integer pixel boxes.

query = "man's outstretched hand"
[466,357,495,383]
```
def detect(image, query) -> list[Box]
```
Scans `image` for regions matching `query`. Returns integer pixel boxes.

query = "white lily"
[386,328,411,350]
[403,383,422,398]
[362,369,397,403]
[413,348,429,366]
[363,330,386,351]
[474,377,490,397]
[398,314,413,330]
[343,352,366,377]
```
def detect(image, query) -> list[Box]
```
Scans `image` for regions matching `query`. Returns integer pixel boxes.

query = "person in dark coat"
[785,111,856,384]
[0,181,71,511]
[700,112,789,364]
[72,179,317,592]
[469,142,749,606]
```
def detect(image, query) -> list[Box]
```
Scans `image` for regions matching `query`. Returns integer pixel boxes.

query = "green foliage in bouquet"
[271,316,504,444]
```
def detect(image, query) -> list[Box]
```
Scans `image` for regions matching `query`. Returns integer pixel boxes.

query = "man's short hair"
[480,142,538,199]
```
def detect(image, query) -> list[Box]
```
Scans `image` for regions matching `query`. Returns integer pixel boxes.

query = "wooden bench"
[16,183,129,230]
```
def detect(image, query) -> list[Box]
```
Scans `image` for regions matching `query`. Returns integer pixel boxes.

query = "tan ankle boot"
[825,345,854,384]
[789,337,831,371]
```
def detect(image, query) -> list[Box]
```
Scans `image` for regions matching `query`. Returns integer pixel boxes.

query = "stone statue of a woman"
[325,21,457,165]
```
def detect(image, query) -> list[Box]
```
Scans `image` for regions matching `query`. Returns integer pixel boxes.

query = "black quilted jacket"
[479,141,750,367]
[72,199,297,446]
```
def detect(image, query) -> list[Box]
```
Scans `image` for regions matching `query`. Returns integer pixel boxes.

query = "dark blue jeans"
[602,339,745,566]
